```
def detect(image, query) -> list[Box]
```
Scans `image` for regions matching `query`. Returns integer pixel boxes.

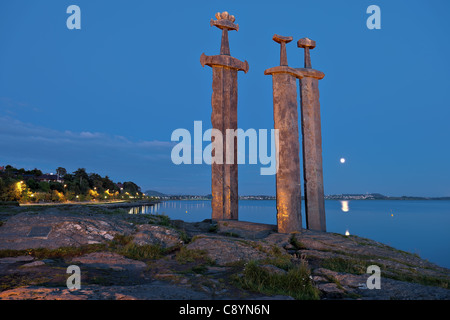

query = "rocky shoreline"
[0,204,448,300]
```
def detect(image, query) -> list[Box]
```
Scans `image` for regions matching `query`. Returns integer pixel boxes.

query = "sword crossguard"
[273,34,293,66]
[200,53,249,73]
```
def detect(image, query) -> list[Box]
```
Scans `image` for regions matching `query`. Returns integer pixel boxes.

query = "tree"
[123,181,141,195]
[63,173,73,183]
[73,168,89,182]
[26,179,39,192]
[39,181,50,193]
[51,190,65,202]
[56,167,67,179]
[0,178,6,200]
[0,179,22,201]
[79,179,90,195]
[73,168,89,194]
[30,168,43,176]
[102,175,117,192]
[4,165,15,178]
[88,173,104,192]
[20,185,33,203]
[49,182,64,193]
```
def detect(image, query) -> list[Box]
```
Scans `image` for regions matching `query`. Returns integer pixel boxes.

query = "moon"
[340,158,346,164]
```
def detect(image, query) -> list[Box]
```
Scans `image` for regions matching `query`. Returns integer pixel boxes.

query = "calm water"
[129,200,450,268]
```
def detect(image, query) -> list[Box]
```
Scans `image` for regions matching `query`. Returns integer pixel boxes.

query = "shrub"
[236,260,320,300]
[175,247,213,265]
[119,243,165,260]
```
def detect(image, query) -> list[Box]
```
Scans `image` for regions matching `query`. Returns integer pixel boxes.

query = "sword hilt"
[273,34,293,66]
[210,11,239,56]
[297,37,316,69]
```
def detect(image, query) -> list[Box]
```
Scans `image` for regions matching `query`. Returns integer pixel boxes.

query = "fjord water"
[130,200,450,268]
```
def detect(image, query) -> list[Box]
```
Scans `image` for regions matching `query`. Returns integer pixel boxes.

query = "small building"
[37,174,60,183]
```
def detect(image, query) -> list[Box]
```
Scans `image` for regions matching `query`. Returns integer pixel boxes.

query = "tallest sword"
[200,12,249,221]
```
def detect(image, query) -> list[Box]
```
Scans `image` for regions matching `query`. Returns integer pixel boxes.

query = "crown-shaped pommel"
[210,11,239,31]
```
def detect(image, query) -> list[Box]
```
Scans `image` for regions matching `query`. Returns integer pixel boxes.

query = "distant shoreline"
[146,191,450,201]
[17,200,161,208]
[156,197,450,201]
[14,197,448,206]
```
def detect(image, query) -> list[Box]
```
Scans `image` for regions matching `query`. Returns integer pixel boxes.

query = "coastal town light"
[341,200,349,212]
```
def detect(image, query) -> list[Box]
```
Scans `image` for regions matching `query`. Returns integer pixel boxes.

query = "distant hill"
[325,193,450,200]
[144,190,167,197]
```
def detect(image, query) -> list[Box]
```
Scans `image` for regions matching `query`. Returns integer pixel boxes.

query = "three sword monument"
[201,12,326,233]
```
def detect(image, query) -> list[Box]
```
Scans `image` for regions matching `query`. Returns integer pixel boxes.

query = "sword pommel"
[210,12,239,31]
[209,11,240,55]
[272,34,293,66]
[297,37,316,69]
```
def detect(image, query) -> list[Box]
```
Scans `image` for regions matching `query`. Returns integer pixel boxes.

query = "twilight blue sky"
[0,0,449,196]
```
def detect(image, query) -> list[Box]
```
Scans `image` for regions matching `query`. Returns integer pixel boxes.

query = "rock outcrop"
[0,206,449,300]
[71,252,147,271]
[132,225,183,249]
[0,210,134,250]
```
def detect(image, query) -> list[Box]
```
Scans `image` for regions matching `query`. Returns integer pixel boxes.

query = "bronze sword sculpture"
[264,35,302,233]
[265,35,326,232]
[297,38,326,232]
[200,12,249,221]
